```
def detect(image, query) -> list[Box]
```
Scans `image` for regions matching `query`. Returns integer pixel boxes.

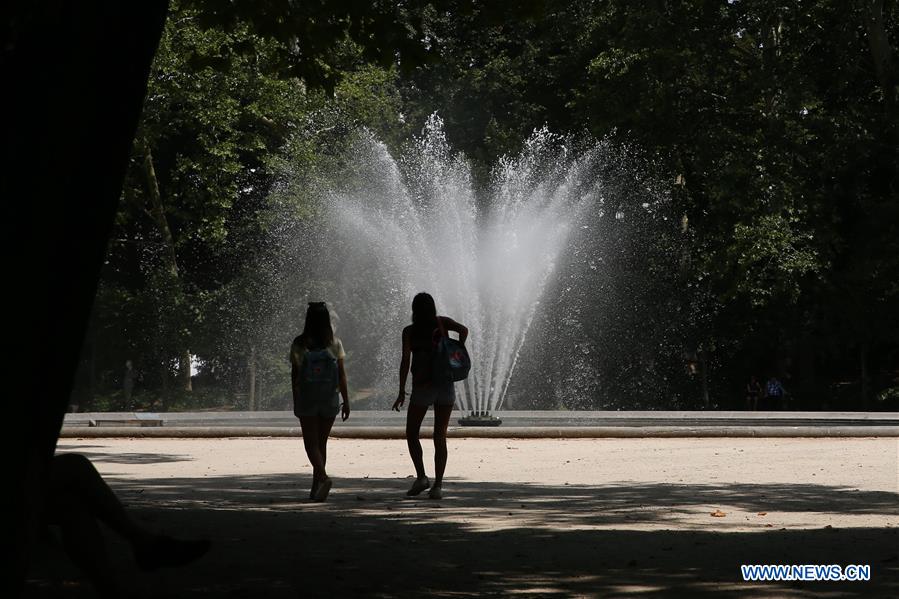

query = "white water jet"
[310,115,617,413]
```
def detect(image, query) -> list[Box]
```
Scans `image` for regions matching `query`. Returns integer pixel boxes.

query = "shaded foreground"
[31,438,899,597]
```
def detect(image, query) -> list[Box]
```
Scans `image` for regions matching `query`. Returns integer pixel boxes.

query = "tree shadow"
[55,449,193,465]
[27,472,899,598]
[104,473,899,517]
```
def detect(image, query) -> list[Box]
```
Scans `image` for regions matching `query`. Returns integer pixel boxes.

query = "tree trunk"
[141,140,180,279]
[140,139,192,392]
[860,343,870,410]
[699,349,710,409]
[88,334,97,405]
[864,0,899,211]
[10,2,169,592]
[866,0,898,114]
[160,361,170,411]
[248,348,257,411]
[798,337,816,407]
[258,375,263,411]
[180,352,192,392]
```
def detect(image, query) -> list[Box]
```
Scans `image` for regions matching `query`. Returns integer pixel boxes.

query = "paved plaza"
[30,436,899,597]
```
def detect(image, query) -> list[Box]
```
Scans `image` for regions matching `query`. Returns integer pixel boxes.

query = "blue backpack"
[430,317,471,384]
[299,348,339,402]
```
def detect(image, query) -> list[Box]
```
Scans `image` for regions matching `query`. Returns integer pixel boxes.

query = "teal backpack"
[430,317,471,384]
[299,348,339,402]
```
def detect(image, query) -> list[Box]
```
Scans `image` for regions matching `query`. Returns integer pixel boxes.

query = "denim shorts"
[409,382,455,407]
[293,394,340,418]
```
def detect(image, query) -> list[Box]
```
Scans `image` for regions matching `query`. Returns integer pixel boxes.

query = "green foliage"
[137,3,305,246]
[728,213,821,306]
[76,0,898,411]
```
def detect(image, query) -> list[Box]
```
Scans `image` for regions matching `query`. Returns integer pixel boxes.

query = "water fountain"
[277,114,679,417]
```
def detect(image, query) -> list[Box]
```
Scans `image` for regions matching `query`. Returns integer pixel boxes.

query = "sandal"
[406,476,430,497]
[313,477,332,502]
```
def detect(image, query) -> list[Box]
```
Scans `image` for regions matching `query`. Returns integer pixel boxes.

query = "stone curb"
[59,426,899,439]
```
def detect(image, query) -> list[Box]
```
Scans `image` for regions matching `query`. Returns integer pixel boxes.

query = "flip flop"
[406,476,430,496]
[314,478,333,502]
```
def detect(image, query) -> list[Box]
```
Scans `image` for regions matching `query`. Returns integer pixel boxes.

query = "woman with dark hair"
[393,292,468,499]
[291,302,350,502]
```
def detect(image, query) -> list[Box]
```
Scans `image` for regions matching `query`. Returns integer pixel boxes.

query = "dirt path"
[29,437,899,597]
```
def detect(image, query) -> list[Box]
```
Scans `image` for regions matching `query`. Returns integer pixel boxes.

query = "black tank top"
[409,317,443,386]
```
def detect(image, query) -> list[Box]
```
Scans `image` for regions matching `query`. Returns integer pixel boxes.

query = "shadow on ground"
[27,468,898,598]
[55,446,194,465]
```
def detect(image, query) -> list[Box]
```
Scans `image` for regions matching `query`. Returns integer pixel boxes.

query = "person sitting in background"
[45,453,210,598]
[764,376,786,410]
[745,375,761,410]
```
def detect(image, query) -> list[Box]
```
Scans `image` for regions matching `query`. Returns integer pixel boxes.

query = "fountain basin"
[458,413,503,426]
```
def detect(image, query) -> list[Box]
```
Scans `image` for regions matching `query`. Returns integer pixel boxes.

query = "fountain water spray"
[308,115,615,419]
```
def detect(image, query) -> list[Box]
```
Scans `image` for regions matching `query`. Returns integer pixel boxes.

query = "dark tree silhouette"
[7,2,170,592]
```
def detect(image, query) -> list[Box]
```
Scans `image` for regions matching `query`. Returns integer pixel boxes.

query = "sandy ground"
[28,436,899,598]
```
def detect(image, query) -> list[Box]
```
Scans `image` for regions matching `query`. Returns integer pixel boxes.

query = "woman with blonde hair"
[291,302,350,501]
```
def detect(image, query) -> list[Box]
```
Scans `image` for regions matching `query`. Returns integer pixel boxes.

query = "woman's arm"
[290,343,301,404]
[442,317,468,345]
[291,363,302,404]
[393,328,412,411]
[338,358,350,421]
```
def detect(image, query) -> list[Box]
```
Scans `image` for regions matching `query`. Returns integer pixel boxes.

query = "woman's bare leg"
[49,454,209,586]
[317,415,336,472]
[299,416,326,482]
[50,453,147,542]
[56,501,120,599]
[432,403,453,488]
[405,403,429,479]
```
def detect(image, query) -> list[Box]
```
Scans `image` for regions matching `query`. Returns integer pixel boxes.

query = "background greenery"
[72,0,898,412]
